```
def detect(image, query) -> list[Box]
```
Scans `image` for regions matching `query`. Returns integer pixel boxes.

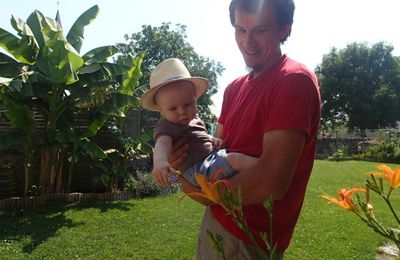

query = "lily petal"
[321,186,366,212]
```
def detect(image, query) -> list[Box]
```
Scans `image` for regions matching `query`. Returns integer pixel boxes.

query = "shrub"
[362,132,400,163]
[328,144,351,161]
[123,172,181,198]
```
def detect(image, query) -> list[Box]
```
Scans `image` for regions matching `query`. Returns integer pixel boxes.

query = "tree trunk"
[24,163,29,195]
[40,148,64,194]
[66,162,75,193]
[39,149,49,193]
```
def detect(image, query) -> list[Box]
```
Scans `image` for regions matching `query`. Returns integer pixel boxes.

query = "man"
[170,0,321,258]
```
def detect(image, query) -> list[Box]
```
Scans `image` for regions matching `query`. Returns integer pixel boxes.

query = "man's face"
[234,5,290,77]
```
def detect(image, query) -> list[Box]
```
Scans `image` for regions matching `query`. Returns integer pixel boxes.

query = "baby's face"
[154,81,197,125]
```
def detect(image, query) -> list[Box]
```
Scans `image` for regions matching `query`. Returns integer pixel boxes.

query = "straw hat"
[139,58,209,111]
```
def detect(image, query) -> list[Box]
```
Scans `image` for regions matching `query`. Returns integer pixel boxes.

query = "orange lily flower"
[367,164,400,190]
[188,169,232,212]
[321,186,367,212]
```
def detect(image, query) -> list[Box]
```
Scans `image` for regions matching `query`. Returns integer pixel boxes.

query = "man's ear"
[280,24,292,41]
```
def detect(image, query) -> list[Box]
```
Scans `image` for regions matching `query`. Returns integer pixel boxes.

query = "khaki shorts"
[195,207,284,260]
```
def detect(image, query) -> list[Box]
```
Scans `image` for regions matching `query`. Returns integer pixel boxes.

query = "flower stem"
[384,194,400,225]
[232,207,269,259]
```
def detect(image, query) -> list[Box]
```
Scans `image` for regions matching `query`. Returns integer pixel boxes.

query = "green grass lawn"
[0,160,399,259]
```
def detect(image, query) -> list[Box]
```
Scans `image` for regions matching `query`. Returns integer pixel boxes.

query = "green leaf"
[11,14,39,50]
[82,45,119,64]
[136,142,153,154]
[121,53,144,96]
[2,96,37,135]
[100,174,110,186]
[53,129,78,143]
[31,11,83,84]
[0,52,18,63]
[66,5,99,53]
[3,78,35,97]
[206,231,226,259]
[136,129,153,143]
[82,113,110,138]
[78,64,101,74]
[80,139,107,159]
[26,10,45,48]
[109,93,138,108]
[101,63,131,77]
[0,28,37,64]
[0,53,28,78]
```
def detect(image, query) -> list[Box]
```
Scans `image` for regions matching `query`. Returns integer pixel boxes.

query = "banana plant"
[0,5,148,194]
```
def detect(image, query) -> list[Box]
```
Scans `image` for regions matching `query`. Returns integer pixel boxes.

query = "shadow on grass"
[0,200,133,253]
[68,200,132,213]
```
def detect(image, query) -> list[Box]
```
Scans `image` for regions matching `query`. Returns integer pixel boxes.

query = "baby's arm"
[152,135,175,187]
[211,123,225,149]
[214,123,258,171]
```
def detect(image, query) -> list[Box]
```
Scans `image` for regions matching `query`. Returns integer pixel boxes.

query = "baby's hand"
[212,137,226,149]
[152,162,180,187]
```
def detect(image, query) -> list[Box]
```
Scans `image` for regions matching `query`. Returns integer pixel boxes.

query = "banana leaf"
[0,28,37,64]
[0,53,28,78]
[108,93,138,111]
[101,63,132,77]
[66,5,99,53]
[121,53,144,96]
[29,10,83,85]
[2,96,36,135]
[81,113,110,138]
[82,45,119,64]
[11,14,39,51]
[26,10,45,48]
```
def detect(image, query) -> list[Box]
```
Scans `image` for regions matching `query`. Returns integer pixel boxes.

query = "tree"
[116,23,225,122]
[316,42,400,136]
[0,6,149,194]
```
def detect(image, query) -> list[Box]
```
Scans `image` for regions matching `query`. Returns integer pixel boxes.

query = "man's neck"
[250,53,283,79]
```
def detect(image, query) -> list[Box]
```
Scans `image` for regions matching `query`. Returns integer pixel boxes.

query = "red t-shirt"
[213,55,321,252]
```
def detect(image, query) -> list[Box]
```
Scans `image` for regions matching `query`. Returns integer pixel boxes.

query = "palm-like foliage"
[0,5,150,194]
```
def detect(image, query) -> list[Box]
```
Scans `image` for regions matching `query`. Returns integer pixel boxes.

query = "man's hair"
[229,0,295,43]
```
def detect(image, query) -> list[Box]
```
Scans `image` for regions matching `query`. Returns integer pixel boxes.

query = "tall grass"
[0,160,398,259]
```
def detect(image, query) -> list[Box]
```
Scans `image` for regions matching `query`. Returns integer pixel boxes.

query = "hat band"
[160,74,188,84]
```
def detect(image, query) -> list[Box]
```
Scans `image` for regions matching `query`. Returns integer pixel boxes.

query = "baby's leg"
[226,152,257,172]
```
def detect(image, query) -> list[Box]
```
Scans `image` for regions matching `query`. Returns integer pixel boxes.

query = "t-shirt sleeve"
[218,83,234,126]
[154,119,178,141]
[263,74,319,137]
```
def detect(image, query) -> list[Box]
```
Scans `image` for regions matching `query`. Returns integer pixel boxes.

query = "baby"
[139,58,256,187]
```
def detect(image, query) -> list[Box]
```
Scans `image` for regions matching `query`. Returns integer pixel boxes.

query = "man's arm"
[230,129,306,204]
[215,123,224,139]
[177,175,216,206]
[210,123,225,149]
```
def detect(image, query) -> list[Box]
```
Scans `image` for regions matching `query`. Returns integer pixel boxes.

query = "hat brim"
[139,77,209,111]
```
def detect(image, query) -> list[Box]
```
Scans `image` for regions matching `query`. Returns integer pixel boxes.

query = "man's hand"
[168,137,189,169]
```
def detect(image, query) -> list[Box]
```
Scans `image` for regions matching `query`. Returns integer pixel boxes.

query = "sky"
[1,0,400,115]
